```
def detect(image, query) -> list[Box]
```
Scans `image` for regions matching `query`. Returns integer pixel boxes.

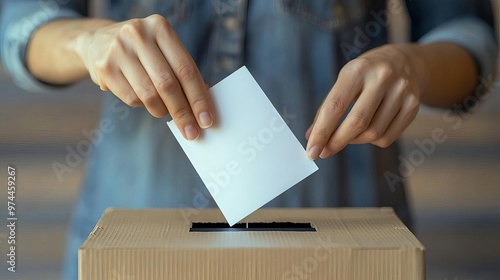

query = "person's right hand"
[75,14,214,140]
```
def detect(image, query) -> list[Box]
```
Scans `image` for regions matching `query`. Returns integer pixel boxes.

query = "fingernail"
[307,145,321,160]
[320,147,332,159]
[199,112,213,128]
[184,125,199,140]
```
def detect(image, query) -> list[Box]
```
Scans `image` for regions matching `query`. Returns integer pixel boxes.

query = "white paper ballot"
[167,66,318,225]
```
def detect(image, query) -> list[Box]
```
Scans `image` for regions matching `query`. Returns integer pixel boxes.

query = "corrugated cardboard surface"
[79,208,425,280]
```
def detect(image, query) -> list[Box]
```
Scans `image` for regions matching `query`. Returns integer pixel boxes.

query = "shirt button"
[223,17,238,31]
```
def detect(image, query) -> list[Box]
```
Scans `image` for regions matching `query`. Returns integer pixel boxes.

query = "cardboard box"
[79,208,425,280]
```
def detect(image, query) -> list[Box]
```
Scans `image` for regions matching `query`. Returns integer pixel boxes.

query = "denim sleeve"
[406,0,498,79]
[0,0,88,93]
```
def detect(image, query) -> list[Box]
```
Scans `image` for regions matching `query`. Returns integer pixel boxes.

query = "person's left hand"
[306,44,426,159]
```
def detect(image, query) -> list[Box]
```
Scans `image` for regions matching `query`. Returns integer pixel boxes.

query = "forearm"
[410,43,478,107]
[27,18,115,85]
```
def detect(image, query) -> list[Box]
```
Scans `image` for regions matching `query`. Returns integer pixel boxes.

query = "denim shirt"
[0,1,497,279]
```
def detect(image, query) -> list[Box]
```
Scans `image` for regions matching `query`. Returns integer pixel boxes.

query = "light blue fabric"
[0,0,87,92]
[419,17,498,79]
[0,1,497,279]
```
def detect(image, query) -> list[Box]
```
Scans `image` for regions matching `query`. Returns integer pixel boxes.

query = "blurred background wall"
[0,0,499,279]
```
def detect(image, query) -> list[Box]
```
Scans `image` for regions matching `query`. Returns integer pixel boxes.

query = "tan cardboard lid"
[80,207,424,250]
[79,208,425,280]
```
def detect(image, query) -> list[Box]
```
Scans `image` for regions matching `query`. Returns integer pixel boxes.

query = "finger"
[120,56,170,118]
[305,123,313,140]
[88,60,103,89]
[350,79,407,144]
[92,61,114,92]
[306,73,363,159]
[100,84,110,92]
[131,42,202,140]
[318,82,385,158]
[154,18,215,129]
[135,42,185,119]
[348,96,401,145]
[305,102,324,140]
[125,53,201,140]
[105,70,144,108]
[371,94,419,148]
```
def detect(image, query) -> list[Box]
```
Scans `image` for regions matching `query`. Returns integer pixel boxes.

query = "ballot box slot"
[190,222,316,232]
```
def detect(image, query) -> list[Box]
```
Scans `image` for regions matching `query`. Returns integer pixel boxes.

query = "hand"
[75,14,214,140]
[306,44,426,159]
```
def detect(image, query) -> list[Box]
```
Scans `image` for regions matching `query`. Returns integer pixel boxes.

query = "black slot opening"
[190,222,246,229]
[190,222,316,232]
